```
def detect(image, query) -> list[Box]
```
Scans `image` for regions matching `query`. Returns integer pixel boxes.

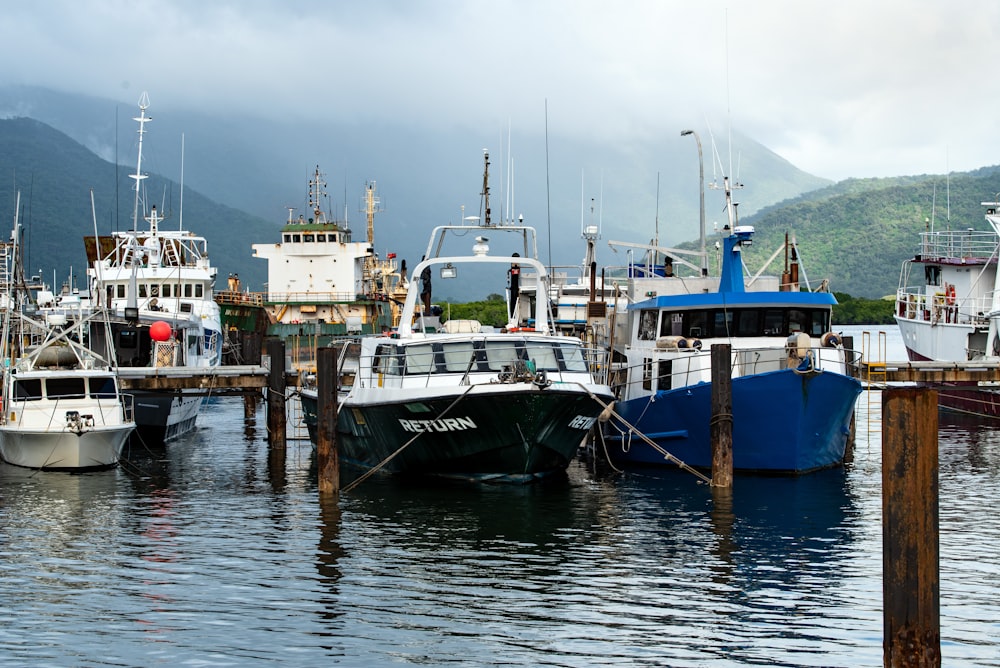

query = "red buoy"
[149,320,172,342]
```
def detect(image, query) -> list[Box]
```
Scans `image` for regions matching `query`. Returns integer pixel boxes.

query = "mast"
[480,150,491,227]
[129,92,150,233]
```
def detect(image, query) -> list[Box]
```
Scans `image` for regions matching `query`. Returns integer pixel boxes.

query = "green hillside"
[709,169,1000,299]
[0,117,275,291]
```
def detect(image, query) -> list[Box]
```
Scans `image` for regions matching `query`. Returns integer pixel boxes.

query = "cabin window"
[162,284,171,297]
[373,344,402,375]
[330,234,338,242]
[687,311,708,338]
[116,284,126,299]
[657,360,673,391]
[89,377,118,398]
[808,311,828,336]
[13,379,42,401]
[316,234,326,242]
[283,234,292,243]
[642,358,653,390]
[139,284,148,298]
[660,312,683,337]
[195,284,203,298]
[525,341,559,371]
[304,234,315,243]
[787,309,807,333]
[712,310,734,337]
[184,284,193,297]
[292,234,301,243]
[557,343,589,372]
[441,341,477,372]
[46,378,87,399]
[180,302,193,313]
[763,309,784,336]
[404,343,436,374]
[485,340,519,371]
[638,309,657,340]
[925,266,941,287]
[736,309,760,336]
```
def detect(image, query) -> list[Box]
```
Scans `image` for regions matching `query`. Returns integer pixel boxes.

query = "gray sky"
[2,0,997,181]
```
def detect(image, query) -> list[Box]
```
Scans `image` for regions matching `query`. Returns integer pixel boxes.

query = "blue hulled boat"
[604,179,863,474]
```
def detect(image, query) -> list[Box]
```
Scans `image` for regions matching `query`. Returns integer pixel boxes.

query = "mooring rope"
[341,384,477,493]
[574,383,713,485]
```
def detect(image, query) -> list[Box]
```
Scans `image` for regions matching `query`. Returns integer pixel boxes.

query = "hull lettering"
[399,417,478,433]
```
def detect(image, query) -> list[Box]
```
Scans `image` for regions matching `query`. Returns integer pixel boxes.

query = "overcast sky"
[2,1,997,182]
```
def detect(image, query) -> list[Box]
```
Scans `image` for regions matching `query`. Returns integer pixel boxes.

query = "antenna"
[179,132,185,232]
[129,92,151,232]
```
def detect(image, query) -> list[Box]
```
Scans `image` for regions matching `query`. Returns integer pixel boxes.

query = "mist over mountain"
[7,85,1000,302]
[0,85,830,297]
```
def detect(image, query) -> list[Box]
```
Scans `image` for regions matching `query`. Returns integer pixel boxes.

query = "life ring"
[946,284,956,305]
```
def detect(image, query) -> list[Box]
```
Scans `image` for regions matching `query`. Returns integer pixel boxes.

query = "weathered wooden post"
[266,338,286,448]
[841,334,857,464]
[883,387,940,667]
[710,343,733,488]
[316,346,340,494]
[243,331,263,420]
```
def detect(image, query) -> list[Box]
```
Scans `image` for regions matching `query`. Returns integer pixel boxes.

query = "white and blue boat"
[604,179,863,473]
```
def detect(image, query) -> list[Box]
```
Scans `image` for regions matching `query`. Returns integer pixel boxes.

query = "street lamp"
[680,129,708,276]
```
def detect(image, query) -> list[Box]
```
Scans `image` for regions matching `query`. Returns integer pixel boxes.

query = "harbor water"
[1,327,998,667]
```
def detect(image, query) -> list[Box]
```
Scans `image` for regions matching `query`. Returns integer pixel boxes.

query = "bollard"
[882,387,940,667]
[710,343,733,487]
[316,346,340,494]
[266,338,286,449]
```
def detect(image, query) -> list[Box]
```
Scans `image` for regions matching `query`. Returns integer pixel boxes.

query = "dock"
[117,365,270,395]
[859,359,1000,384]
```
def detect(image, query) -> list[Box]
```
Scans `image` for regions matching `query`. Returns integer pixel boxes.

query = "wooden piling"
[882,387,940,668]
[266,338,286,449]
[710,343,733,488]
[316,346,340,494]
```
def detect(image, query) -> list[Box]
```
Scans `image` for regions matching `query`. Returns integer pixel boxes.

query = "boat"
[300,151,616,482]
[602,177,863,473]
[894,198,1000,416]
[81,93,222,443]
[249,166,406,371]
[0,216,135,470]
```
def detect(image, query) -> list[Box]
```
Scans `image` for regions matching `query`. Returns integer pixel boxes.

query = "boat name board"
[398,414,597,433]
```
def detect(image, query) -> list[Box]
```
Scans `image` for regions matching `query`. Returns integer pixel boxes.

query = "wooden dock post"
[316,346,340,494]
[266,338,286,448]
[710,343,733,488]
[882,387,940,667]
[243,332,263,420]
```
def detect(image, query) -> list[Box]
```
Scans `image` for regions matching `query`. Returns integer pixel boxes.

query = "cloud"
[2,0,998,180]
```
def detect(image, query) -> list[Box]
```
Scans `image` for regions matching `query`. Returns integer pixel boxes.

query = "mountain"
[0,117,274,290]
[0,85,832,297]
[8,85,999,302]
[700,169,1000,299]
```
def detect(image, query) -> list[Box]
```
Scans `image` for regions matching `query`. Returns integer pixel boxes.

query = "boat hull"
[900,343,1000,418]
[303,385,611,482]
[131,391,204,443]
[605,369,862,473]
[0,425,133,470]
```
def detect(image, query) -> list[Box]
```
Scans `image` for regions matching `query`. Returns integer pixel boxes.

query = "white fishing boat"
[248,166,405,370]
[82,93,222,442]
[300,152,615,482]
[0,217,135,470]
[895,198,1000,416]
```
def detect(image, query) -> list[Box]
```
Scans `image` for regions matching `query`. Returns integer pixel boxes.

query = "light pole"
[680,129,708,276]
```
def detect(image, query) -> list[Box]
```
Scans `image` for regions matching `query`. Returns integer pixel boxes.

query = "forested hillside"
[725,169,1000,298]
[0,117,273,290]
